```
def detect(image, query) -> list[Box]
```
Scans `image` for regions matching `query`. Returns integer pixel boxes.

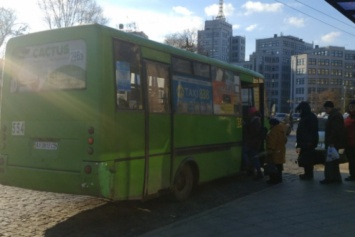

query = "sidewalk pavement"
[141,164,355,237]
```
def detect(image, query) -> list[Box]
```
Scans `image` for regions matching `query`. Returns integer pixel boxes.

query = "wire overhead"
[294,0,355,29]
[274,0,355,38]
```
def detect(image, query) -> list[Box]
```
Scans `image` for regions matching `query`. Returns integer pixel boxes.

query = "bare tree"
[37,0,109,29]
[164,29,197,52]
[309,89,341,113]
[0,7,28,51]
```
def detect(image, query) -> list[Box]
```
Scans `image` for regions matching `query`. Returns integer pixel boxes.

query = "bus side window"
[113,39,143,110]
[146,61,170,113]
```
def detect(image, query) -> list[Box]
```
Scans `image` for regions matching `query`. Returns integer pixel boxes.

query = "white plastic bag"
[326,146,339,162]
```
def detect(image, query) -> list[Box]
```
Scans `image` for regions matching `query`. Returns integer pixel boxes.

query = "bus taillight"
[88,137,94,145]
[87,127,95,155]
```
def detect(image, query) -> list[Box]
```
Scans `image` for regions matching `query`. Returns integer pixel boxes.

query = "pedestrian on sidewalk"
[295,101,319,180]
[264,118,287,184]
[243,107,264,180]
[320,101,346,184]
[344,100,355,181]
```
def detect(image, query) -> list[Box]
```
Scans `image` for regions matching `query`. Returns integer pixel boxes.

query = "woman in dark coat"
[344,100,355,181]
[295,101,319,180]
[244,107,264,179]
[320,101,346,184]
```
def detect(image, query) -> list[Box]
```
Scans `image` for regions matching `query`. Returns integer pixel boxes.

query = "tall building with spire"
[197,0,245,63]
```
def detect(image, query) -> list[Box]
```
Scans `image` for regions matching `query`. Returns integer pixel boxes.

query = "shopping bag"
[326,146,339,162]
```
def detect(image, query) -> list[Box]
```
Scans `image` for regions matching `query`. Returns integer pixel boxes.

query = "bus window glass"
[242,87,254,106]
[113,39,142,110]
[193,62,210,78]
[146,61,170,113]
[212,68,241,115]
[10,40,86,92]
[172,58,192,74]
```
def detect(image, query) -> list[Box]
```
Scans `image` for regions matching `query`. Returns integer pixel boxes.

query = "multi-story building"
[197,0,245,63]
[198,19,233,62]
[230,36,246,63]
[238,34,313,113]
[291,46,355,112]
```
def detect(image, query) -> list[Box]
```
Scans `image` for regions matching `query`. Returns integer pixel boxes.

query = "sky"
[2,0,355,60]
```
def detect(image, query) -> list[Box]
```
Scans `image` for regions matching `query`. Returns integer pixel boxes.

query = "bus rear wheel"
[172,163,194,201]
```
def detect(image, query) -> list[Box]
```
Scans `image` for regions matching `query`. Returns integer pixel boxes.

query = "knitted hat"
[323,101,334,108]
[248,107,257,114]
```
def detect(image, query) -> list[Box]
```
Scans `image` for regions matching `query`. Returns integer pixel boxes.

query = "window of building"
[330,69,342,76]
[295,87,304,94]
[317,69,329,75]
[308,58,317,65]
[331,60,343,67]
[318,59,329,66]
[308,68,316,75]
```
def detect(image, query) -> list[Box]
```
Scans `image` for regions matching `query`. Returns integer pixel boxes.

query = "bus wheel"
[172,163,194,201]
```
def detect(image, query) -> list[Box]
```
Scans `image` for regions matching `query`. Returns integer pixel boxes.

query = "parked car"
[292,113,300,121]
[274,113,287,122]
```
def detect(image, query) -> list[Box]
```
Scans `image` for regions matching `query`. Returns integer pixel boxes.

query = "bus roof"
[6,24,264,81]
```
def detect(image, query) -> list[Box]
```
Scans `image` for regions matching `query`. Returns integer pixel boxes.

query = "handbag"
[338,149,348,164]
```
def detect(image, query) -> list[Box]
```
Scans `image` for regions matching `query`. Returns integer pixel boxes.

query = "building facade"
[230,36,246,63]
[197,18,245,63]
[291,46,355,113]
[238,34,313,113]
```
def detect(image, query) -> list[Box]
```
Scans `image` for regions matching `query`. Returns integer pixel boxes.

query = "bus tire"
[172,163,194,201]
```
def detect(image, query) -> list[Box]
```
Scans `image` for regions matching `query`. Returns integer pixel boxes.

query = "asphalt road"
[0,127,337,237]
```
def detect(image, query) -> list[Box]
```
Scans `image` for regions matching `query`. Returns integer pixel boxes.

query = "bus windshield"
[10,40,86,92]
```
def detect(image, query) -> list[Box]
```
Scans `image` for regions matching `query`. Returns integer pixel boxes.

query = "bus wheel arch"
[172,159,199,201]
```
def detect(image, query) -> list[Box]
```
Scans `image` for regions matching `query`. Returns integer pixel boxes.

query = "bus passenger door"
[143,60,172,197]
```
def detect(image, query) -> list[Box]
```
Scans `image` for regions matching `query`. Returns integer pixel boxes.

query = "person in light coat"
[265,118,287,184]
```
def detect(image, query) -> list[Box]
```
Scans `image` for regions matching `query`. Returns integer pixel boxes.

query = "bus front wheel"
[172,163,194,201]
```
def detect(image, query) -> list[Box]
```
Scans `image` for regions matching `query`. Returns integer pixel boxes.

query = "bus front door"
[143,61,172,197]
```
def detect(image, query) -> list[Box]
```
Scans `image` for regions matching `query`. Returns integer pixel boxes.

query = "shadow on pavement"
[44,173,286,237]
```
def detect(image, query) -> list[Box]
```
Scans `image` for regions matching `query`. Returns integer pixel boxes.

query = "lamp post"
[287,99,293,113]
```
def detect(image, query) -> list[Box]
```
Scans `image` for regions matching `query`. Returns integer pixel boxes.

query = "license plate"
[34,141,58,150]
